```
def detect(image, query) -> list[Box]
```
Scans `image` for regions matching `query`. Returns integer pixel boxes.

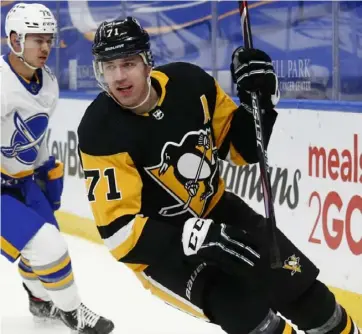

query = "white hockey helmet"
[5,3,57,69]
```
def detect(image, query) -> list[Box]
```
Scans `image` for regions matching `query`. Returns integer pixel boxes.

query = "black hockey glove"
[182,218,261,276]
[230,47,280,112]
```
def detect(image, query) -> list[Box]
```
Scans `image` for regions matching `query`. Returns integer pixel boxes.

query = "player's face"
[102,55,150,108]
[23,34,54,68]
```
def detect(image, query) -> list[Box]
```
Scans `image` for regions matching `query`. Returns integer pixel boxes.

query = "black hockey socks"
[248,310,297,334]
[275,279,336,330]
[203,273,296,334]
[275,279,360,334]
[306,304,360,334]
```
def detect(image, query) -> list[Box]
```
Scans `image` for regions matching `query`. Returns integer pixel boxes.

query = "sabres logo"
[145,128,219,217]
[1,111,48,165]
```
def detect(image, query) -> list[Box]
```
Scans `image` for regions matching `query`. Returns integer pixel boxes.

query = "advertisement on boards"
[220,109,362,293]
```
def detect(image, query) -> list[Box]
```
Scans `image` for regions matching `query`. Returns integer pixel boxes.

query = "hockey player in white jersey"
[0,3,114,333]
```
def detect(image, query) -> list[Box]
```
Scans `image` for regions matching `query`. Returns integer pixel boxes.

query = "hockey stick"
[238,1,282,269]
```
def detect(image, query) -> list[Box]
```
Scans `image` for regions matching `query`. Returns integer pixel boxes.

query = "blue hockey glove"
[35,156,64,211]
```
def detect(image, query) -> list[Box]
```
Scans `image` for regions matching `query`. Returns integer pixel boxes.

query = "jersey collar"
[150,70,169,106]
[3,53,43,95]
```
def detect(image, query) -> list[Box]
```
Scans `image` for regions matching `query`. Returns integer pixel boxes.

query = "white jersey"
[1,54,59,178]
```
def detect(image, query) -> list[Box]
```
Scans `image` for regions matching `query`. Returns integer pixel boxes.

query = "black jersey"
[77,62,277,271]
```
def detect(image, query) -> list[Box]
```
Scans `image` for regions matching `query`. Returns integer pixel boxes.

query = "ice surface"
[1,234,225,334]
[2,234,328,333]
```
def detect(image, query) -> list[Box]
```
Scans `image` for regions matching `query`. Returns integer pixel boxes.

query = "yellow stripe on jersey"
[212,80,238,149]
[19,72,40,84]
[200,94,211,124]
[80,150,148,270]
[135,272,207,320]
[34,72,40,83]
[1,168,34,178]
[151,70,169,106]
[229,142,248,166]
[110,215,148,262]
[1,237,20,260]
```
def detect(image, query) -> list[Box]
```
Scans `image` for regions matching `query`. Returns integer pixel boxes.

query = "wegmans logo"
[219,161,301,210]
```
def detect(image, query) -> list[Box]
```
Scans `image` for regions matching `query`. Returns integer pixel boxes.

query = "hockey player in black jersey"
[78,17,360,334]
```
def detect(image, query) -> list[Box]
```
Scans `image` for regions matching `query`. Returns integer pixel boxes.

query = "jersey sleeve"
[36,69,59,168]
[79,149,182,271]
[212,80,277,165]
[1,78,10,118]
[45,66,59,118]
[210,80,249,166]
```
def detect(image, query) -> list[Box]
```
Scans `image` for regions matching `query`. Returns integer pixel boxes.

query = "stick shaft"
[238,1,282,269]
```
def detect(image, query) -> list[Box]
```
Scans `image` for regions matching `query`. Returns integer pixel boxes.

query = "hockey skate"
[23,283,62,323]
[59,303,114,333]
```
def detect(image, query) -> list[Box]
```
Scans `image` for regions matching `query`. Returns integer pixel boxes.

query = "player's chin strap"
[18,56,38,70]
[8,35,39,70]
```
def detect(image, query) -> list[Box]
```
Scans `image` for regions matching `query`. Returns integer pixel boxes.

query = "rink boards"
[49,96,362,326]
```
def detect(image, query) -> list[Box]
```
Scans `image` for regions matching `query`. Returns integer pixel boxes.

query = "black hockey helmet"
[92,16,154,66]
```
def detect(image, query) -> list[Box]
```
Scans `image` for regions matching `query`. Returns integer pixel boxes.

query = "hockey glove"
[34,156,64,211]
[230,47,280,112]
[182,218,261,276]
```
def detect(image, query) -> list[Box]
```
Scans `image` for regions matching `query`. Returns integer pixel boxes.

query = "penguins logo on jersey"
[145,128,219,217]
[1,111,49,165]
[283,254,302,276]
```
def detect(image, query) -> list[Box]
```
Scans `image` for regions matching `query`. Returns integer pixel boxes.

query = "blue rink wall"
[51,94,362,326]
[59,91,362,112]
